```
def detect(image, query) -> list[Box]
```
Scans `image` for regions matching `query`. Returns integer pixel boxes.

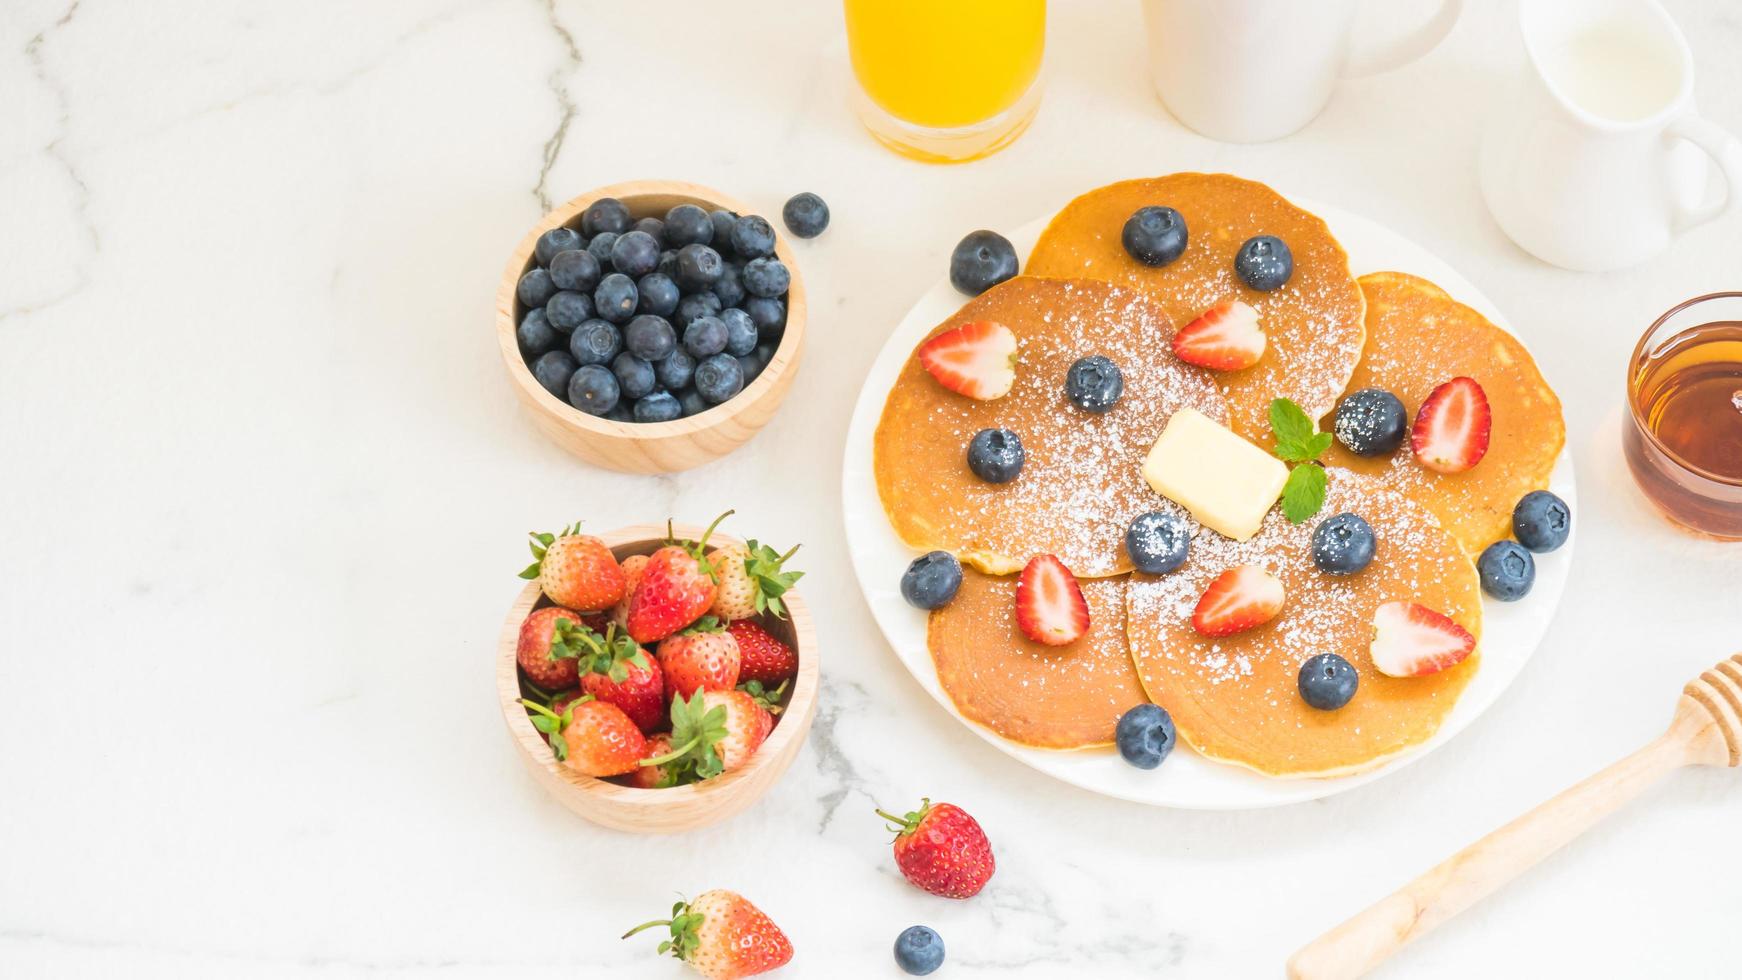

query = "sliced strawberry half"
[918,320,1018,400]
[1190,565,1285,637]
[1172,300,1266,371]
[1411,377,1491,473]
[1015,554,1089,646]
[1369,601,1476,677]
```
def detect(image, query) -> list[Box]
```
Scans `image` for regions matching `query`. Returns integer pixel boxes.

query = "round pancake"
[1124,470,1481,778]
[1026,173,1366,443]
[874,276,1230,577]
[929,571,1146,749]
[1324,271,1566,555]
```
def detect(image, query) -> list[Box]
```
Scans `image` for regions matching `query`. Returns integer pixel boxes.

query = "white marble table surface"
[3,0,1740,976]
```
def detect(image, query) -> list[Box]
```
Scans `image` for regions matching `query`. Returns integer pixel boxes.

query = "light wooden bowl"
[496,523,819,833]
[496,180,808,474]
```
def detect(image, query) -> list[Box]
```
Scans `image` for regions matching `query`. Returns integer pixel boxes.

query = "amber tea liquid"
[1624,306,1742,539]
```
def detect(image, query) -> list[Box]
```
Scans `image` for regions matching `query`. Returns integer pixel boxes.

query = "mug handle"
[1342,0,1464,78]
[1667,115,1742,233]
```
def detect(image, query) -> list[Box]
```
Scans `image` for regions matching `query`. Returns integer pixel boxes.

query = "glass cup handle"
[1342,0,1463,79]
[1668,115,1742,234]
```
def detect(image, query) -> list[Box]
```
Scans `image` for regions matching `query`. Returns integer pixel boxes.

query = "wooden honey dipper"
[1289,654,1742,979]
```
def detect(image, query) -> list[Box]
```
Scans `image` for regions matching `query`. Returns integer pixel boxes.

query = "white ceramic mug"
[1479,0,1742,272]
[1141,0,1463,144]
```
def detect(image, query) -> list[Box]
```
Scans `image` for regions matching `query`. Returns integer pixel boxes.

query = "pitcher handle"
[1667,114,1742,233]
[1342,0,1463,78]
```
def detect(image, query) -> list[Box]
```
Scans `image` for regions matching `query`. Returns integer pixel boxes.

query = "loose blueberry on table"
[514,195,799,423]
[893,925,945,976]
[1115,703,1177,769]
[949,229,1020,296]
[1298,652,1359,710]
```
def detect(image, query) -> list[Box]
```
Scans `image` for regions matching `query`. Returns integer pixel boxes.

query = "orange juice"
[845,0,1046,162]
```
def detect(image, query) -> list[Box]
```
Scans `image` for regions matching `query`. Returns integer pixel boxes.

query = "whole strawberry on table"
[513,512,803,786]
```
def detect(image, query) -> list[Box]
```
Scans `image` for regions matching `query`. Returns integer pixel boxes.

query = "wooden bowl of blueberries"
[498,180,822,473]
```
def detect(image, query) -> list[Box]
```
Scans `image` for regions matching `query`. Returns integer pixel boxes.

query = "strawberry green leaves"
[519,695,583,763]
[572,622,649,683]
[1269,398,1332,524]
[742,539,804,619]
[642,691,729,781]
[738,678,788,716]
[518,522,583,579]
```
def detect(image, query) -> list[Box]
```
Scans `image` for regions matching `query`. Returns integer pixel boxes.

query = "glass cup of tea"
[1623,291,1742,539]
[843,0,1046,164]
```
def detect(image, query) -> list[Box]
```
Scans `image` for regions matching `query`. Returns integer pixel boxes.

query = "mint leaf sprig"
[1269,398,1332,524]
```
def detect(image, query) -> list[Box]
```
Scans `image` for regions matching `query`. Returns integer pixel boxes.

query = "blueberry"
[743,296,785,337]
[1512,490,1571,553]
[1298,653,1359,711]
[529,350,576,400]
[694,353,744,404]
[1065,355,1124,413]
[966,427,1024,483]
[656,248,680,279]
[534,227,583,267]
[516,267,556,308]
[683,315,728,357]
[624,314,677,361]
[1234,234,1293,291]
[569,319,621,366]
[544,290,594,331]
[516,308,560,356]
[754,340,778,369]
[611,352,656,400]
[709,209,738,250]
[609,230,662,278]
[580,198,630,237]
[593,273,638,324]
[632,216,665,246]
[735,353,761,381]
[678,387,709,418]
[899,551,962,610]
[1125,512,1191,574]
[548,249,601,292]
[1478,540,1535,601]
[604,402,634,423]
[566,363,618,416]
[1312,513,1376,575]
[664,204,714,247]
[1115,703,1176,769]
[949,230,1020,296]
[1333,388,1409,457]
[632,389,682,423]
[729,214,776,259]
[1121,206,1187,267]
[676,244,725,291]
[655,349,695,390]
[782,192,829,239]
[636,272,680,317]
[711,262,747,308]
[741,256,790,298]
[720,308,759,356]
[585,231,618,266]
[674,291,723,330]
[893,925,945,977]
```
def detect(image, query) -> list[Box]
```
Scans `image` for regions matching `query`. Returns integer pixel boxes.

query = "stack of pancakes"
[874,174,1564,778]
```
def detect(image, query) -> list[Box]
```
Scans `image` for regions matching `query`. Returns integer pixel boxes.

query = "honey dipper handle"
[1287,723,1702,980]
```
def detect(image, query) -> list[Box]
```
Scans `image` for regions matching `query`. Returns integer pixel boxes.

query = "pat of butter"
[1142,408,1288,541]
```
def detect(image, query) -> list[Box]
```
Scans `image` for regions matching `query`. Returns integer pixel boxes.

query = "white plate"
[840,195,1576,810]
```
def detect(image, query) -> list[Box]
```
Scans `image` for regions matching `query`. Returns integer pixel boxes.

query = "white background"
[2,0,1738,977]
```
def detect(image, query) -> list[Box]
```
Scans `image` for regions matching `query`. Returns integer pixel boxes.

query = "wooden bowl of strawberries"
[496,514,817,833]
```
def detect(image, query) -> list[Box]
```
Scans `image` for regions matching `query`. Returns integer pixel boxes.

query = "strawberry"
[709,540,804,621]
[627,513,731,644]
[575,624,667,733]
[1411,376,1491,473]
[643,689,765,780]
[1172,299,1266,371]
[519,523,626,611]
[1191,564,1286,636]
[519,695,646,777]
[623,890,793,979]
[738,679,787,744]
[874,798,995,899]
[700,689,770,771]
[658,618,742,700]
[609,553,650,631]
[1370,600,1476,677]
[727,620,798,685]
[917,320,1018,400]
[515,605,590,691]
[1014,554,1089,646]
[622,733,680,789]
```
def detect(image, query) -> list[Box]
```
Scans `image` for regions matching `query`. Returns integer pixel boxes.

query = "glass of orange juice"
[844,0,1046,163]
